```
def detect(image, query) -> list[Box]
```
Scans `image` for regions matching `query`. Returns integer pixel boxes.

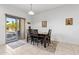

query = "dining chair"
[27,29,32,43]
[48,29,51,43]
[27,26,33,43]
[32,29,44,46]
[30,29,38,45]
[44,29,52,48]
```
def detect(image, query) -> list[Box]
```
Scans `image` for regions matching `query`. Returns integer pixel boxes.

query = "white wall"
[32,5,79,45]
[0,5,30,45]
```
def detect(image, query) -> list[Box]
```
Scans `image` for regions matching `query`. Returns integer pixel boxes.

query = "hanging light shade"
[28,4,35,15]
[28,10,34,15]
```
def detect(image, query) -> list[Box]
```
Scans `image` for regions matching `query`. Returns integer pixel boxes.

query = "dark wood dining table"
[38,33,48,48]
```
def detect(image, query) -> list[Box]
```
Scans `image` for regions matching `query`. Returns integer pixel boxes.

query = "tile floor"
[0,40,79,55]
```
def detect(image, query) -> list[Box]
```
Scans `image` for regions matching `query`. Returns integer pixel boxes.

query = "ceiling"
[3,4,64,14]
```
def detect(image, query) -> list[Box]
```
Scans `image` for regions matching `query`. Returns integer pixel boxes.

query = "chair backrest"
[27,27,34,37]
[29,29,38,37]
[48,29,51,38]
[33,29,38,35]
[28,29,31,35]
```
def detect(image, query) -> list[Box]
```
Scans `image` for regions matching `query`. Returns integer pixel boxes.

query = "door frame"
[5,14,26,43]
[19,18,26,39]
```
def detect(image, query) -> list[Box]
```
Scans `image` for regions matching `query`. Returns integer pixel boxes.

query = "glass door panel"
[6,17,18,44]
[6,17,16,32]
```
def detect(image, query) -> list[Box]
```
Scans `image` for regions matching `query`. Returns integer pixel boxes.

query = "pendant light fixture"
[28,4,35,15]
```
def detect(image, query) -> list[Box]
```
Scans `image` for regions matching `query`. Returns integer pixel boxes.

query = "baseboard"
[53,39,79,46]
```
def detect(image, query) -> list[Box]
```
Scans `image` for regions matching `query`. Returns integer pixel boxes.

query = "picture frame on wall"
[65,18,73,25]
[42,21,47,27]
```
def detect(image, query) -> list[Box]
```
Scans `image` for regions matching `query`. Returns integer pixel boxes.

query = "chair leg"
[44,36,47,48]
[37,39,39,46]
[33,40,34,45]
[37,42,38,46]
[31,37,33,44]
[48,42,49,46]
[44,42,46,48]
[44,40,46,48]
[41,40,43,45]
[33,38,35,45]
[27,37,29,43]
[31,39,32,44]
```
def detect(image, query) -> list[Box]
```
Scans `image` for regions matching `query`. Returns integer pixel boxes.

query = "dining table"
[38,32,48,48]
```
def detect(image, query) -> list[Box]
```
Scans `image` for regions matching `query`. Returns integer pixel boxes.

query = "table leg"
[44,40,46,48]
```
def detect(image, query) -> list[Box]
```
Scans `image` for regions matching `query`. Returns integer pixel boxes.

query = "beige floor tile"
[55,42,75,55]
[0,40,79,55]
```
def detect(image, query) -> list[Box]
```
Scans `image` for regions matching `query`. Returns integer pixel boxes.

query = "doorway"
[5,14,25,44]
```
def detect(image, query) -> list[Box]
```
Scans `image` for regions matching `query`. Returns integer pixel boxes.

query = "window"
[6,17,17,32]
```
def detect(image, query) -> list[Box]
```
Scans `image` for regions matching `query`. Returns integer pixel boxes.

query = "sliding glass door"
[5,14,25,44]
[6,17,19,44]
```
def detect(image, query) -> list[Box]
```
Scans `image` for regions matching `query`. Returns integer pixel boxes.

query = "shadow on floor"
[31,41,59,54]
